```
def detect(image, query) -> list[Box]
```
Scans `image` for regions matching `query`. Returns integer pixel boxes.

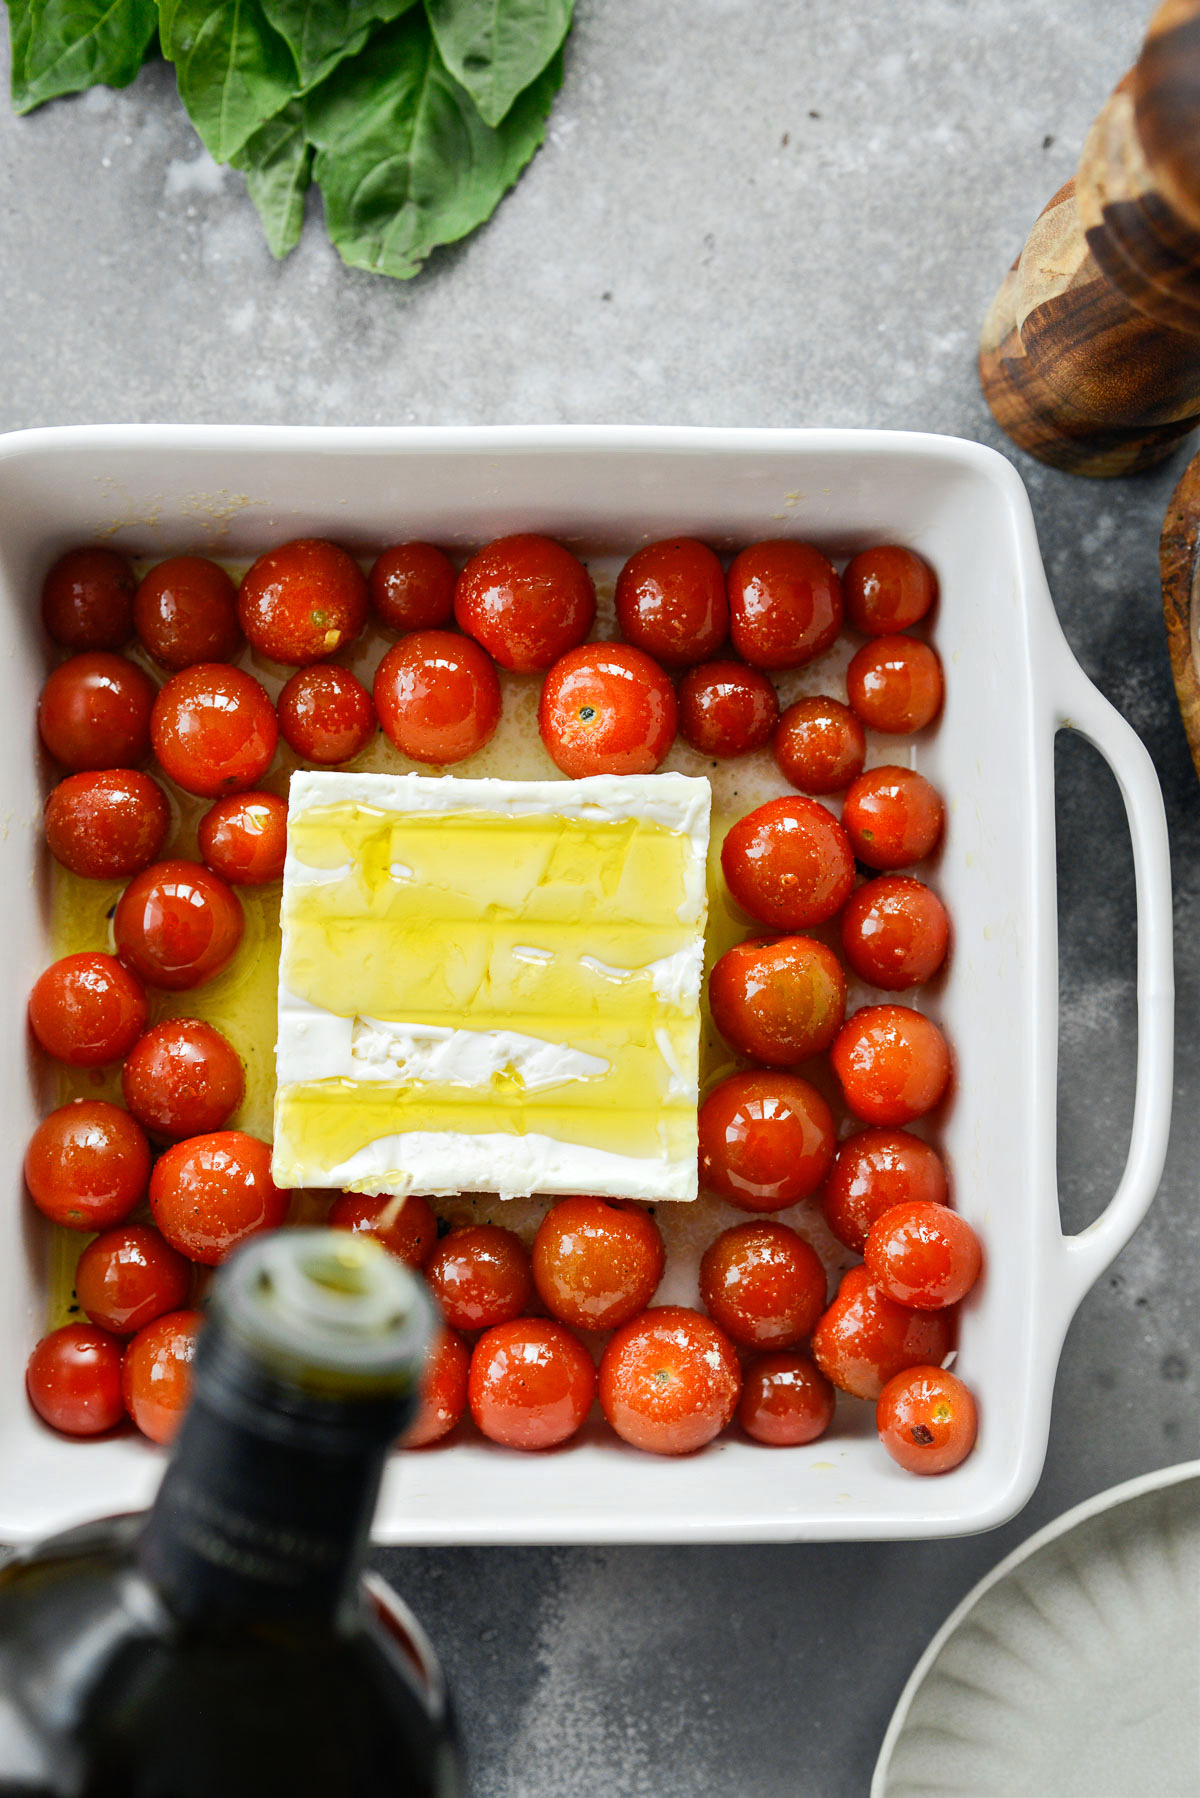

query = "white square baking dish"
[0,425,1174,1544]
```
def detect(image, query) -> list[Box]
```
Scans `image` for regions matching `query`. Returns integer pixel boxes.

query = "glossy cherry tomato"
[865,1200,982,1309]
[831,1005,951,1125]
[38,653,156,771]
[426,1224,534,1332]
[842,766,944,870]
[727,541,842,670]
[121,1017,246,1141]
[598,1307,741,1455]
[844,546,937,637]
[847,636,944,735]
[840,875,949,990]
[150,664,277,798]
[531,1197,666,1332]
[698,1071,835,1211]
[150,1131,289,1265]
[774,697,866,795]
[374,631,501,766]
[538,642,677,778]
[25,1099,151,1231]
[721,795,855,930]
[402,1325,471,1448]
[277,665,375,765]
[369,542,457,633]
[113,859,244,990]
[677,660,779,758]
[876,1365,977,1474]
[198,790,288,886]
[699,1221,827,1348]
[28,951,147,1067]
[122,1308,203,1444]
[75,1224,193,1334]
[44,769,170,880]
[468,1319,596,1451]
[615,538,728,666]
[42,547,135,651]
[238,539,368,665]
[708,934,845,1065]
[737,1351,835,1446]
[820,1128,949,1253]
[26,1324,125,1436]
[811,1264,954,1400]
[328,1191,437,1270]
[134,556,241,670]
[454,534,595,672]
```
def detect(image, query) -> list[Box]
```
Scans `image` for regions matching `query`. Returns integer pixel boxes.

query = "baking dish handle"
[1049,645,1174,1327]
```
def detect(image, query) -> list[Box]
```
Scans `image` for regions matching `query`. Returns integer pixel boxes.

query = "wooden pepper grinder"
[980,0,1200,476]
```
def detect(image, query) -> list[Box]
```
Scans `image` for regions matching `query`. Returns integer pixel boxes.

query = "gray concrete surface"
[2,3,1197,1794]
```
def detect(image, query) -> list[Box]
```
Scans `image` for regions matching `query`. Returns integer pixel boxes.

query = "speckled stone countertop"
[2,4,1196,1793]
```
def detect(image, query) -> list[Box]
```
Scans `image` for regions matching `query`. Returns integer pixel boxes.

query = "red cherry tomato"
[113,859,244,990]
[842,767,944,870]
[38,653,155,771]
[831,1004,951,1125]
[75,1224,193,1334]
[820,1128,949,1253]
[677,660,779,758]
[25,1099,150,1231]
[373,631,501,766]
[840,875,949,990]
[598,1307,741,1456]
[531,1197,666,1332]
[134,556,241,670]
[614,538,728,666]
[150,664,277,798]
[369,542,457,633]
[198,791,288,886]
[426,1224,533,1332]
[28,952,147,1067]
[811,1264,953,1400]
[865,1200,982,1309]
[26,1324,125,1436]
[737,1351,835,1447]
[774,697,866,795]
[727,541,842,670]
[844,546,937,636]
[699,1221,827,1348]
[277,665,375,765]
[150,1131,289,1265]
[454,534,595,673]
[468,1319,596,1451]
[122,1309,203,1444]
[847,636,944,735]
[876,1365,977,1474]
[44,769,170,880]
[721,795,855,930]
[538,642,677,778]
[238,539,368,666]
[402,1325,471,1448]
[328,1191,437,1270]
[121,1017,246,1141]
[708,934,845,1065]
[42,547,135,652]
[699,1071,835,1211]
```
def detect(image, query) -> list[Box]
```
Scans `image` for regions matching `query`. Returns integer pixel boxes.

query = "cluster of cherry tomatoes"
[24,532,979,1475]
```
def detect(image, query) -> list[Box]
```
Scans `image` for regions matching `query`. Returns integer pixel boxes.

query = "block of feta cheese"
[273,770,711,1201]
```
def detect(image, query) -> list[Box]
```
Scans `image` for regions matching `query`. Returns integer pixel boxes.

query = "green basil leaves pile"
[3,0,573,276]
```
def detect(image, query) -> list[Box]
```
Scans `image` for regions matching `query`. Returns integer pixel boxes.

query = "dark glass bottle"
[0,1229,462,1798]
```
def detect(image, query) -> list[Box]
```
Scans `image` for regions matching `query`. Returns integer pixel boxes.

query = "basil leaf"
[305,12,560,280]
[6,0,158,114]
[425,0,572,127]
[230,96,311,256]
[158,0,298,162]
[260,0,416,91]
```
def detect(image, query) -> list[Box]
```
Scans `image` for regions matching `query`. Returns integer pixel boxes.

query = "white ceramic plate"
[873,1460,1200,1797]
